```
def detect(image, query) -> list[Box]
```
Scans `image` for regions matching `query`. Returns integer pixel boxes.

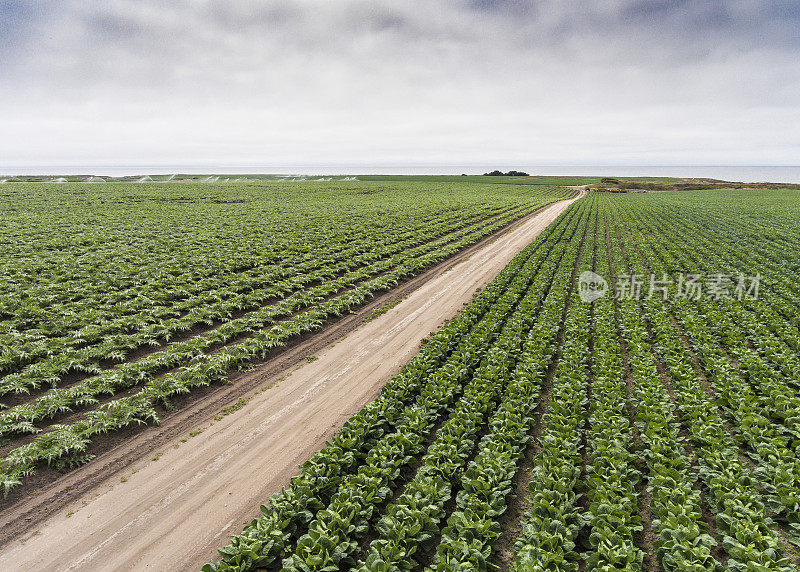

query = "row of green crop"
[603,202,718,570]
[0,203,538,393]
[582,207,644,569]
[505,196,601,571]
[646,207,800,436]
[509,272,589,570]
[0,205,452,361]
[202,197,590,570]
[619,197,800,544]
[0,204,536,430]
[508,190,799,570]
[358,200,586,571]
[0,201,575,496]
[605,195,795,568]
[633,202,800,417]
[0,204,529,378]
[0,183,569,350]
[508,195,642,570]
[628,193,800,389]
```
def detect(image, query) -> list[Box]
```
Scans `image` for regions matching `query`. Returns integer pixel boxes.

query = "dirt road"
[0,191,583,571]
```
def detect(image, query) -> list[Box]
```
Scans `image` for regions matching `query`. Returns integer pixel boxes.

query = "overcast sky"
[1,0,799,169]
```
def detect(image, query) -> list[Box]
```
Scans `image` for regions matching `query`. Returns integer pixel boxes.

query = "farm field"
[0,181,574,497]
[2,184,800,572]
[4,1,798,570]
[202,188,800,571]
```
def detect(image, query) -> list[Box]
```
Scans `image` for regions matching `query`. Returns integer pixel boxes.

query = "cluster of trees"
[483,170,530,177]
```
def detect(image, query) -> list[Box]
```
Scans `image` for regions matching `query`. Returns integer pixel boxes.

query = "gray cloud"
[0,0,798,168]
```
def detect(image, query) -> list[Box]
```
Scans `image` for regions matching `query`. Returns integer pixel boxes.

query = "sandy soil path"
[0,191,583,572]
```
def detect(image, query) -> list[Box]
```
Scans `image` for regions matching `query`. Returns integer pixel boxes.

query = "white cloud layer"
[1,0,799,167]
